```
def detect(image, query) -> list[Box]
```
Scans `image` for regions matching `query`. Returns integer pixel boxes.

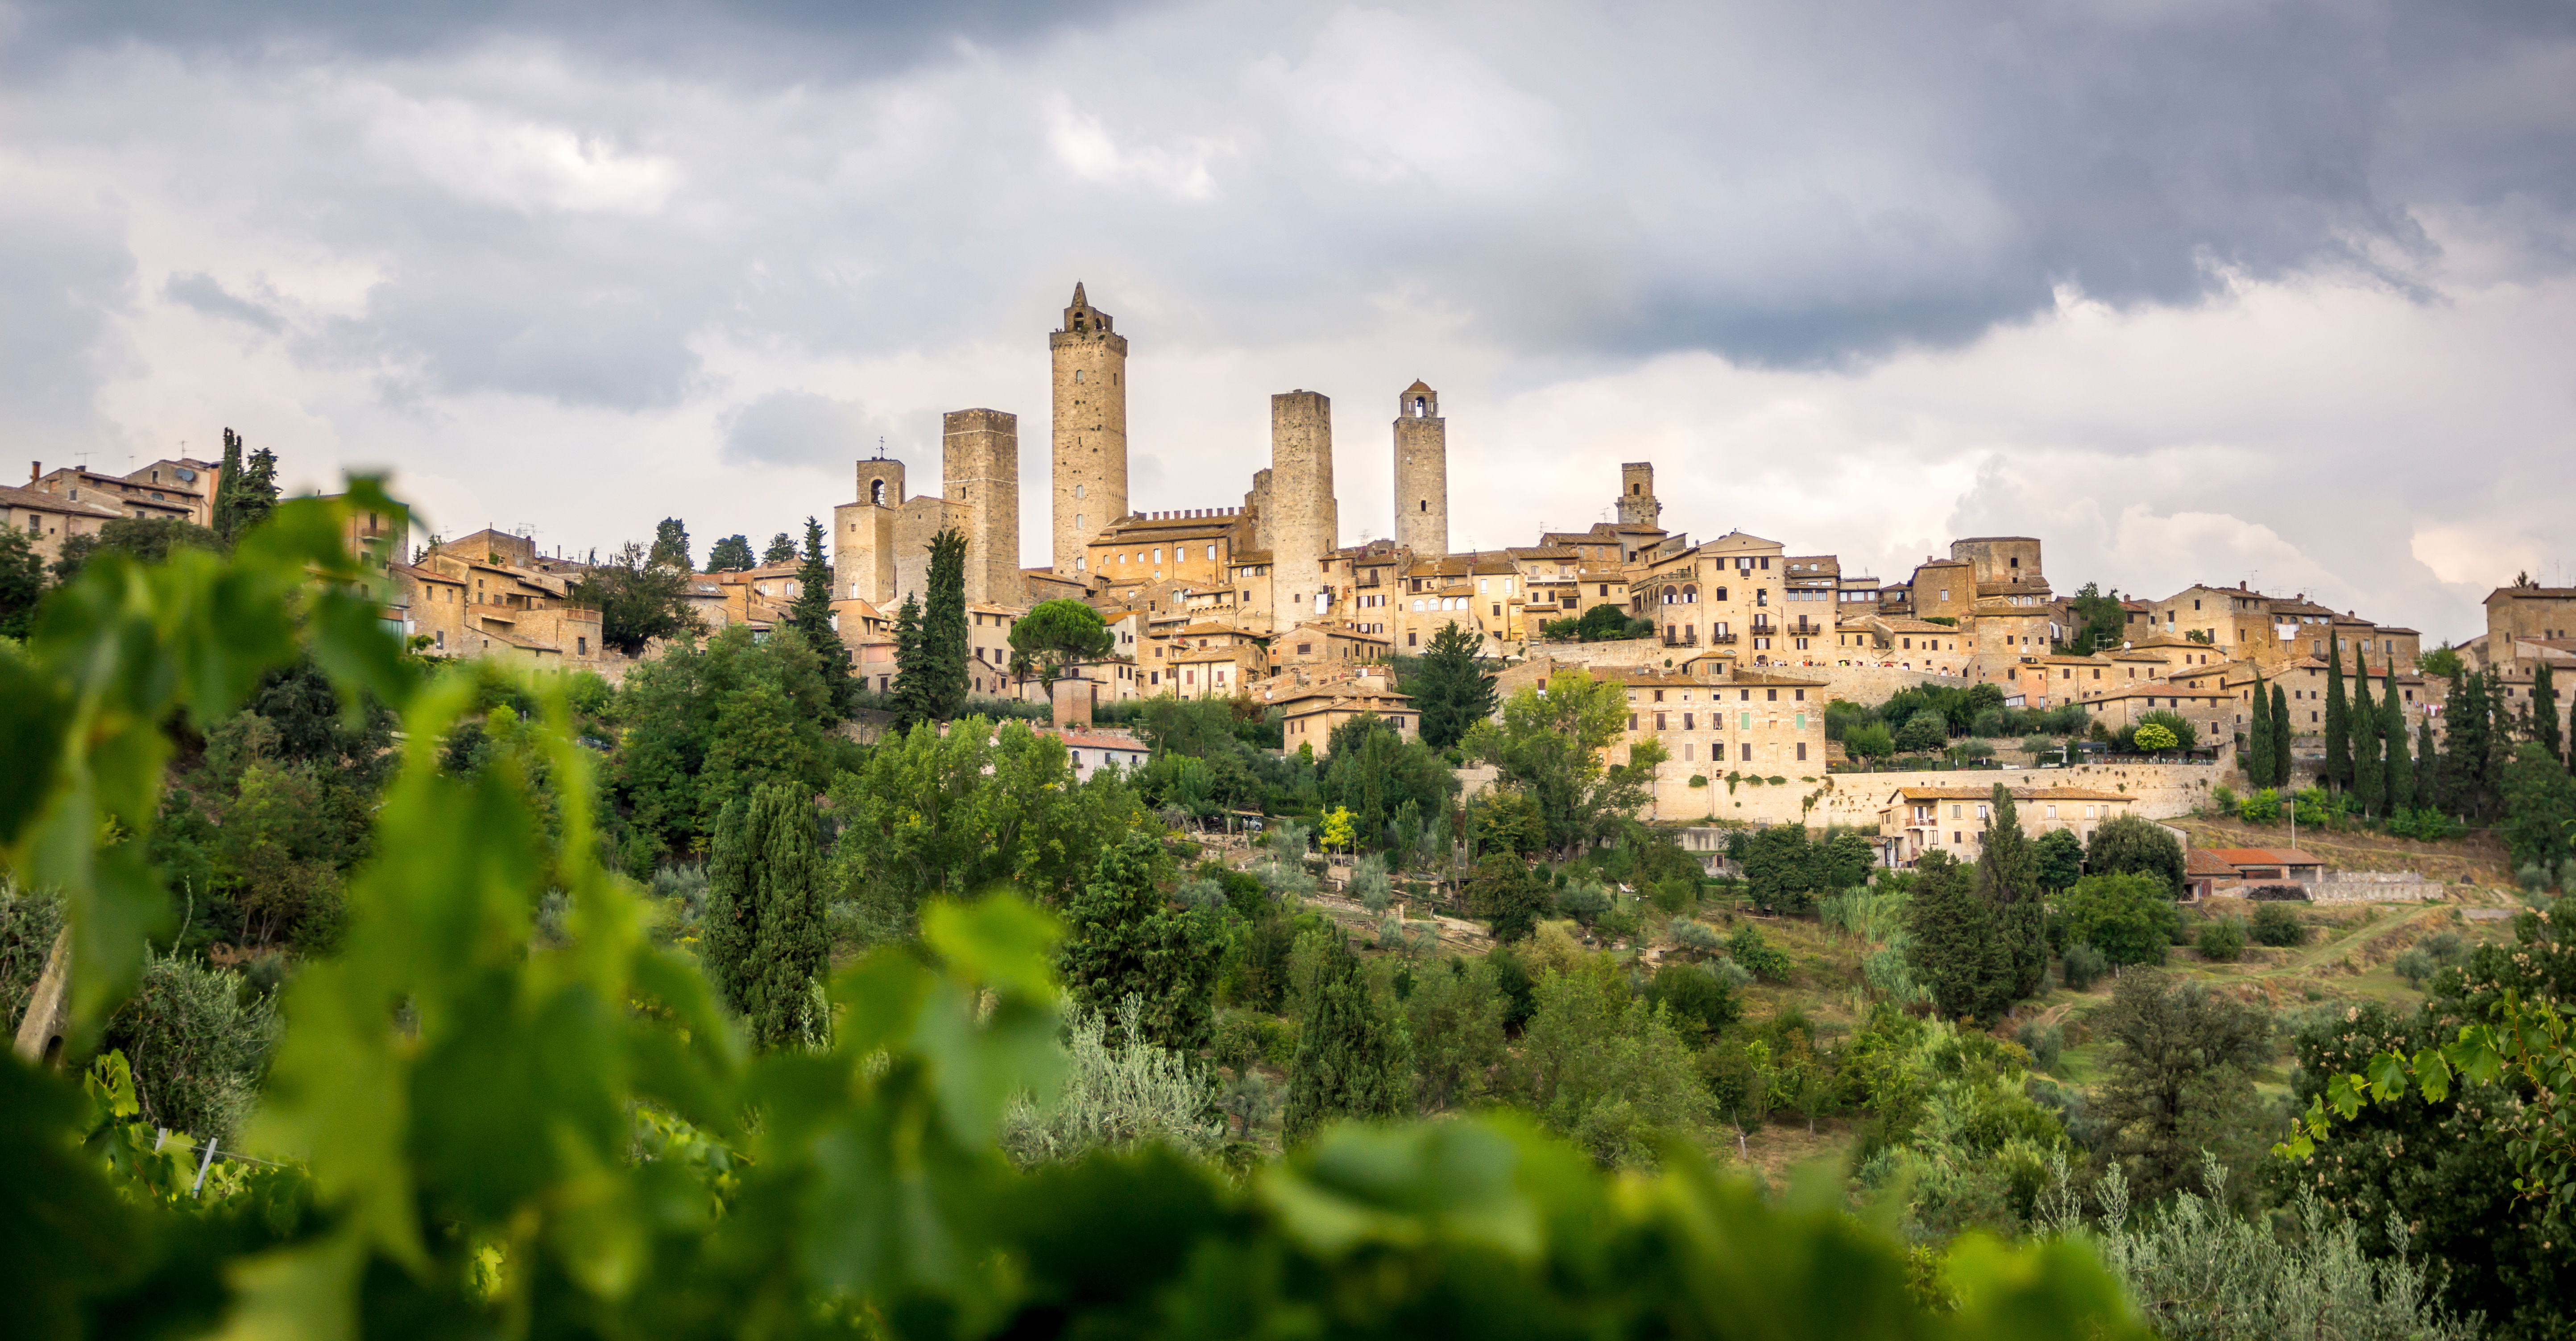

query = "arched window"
[1074,369,1085,383]
[870,478,886,505]
[1418,499,1428,512]
[1075,513,1084,530]
[1684,584,1698,603]
[1074,484,1084,499]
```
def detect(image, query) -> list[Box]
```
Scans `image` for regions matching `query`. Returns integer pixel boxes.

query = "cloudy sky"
[8,0,2573,642]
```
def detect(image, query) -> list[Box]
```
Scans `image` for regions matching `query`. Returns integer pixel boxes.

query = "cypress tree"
[2352,651,2384,818]
[1901,850,1998,1022]
[1056,832,1217,1053]
[704,783,828,1049]
[785,516,853,717]
[2441,669,2497,820]
[2246,674,2274,789]
[921,528,970,721]
[2270,683,2292,788]
[1282,933,1409,1142]
[2323,642,2351,791]
[2383,681,2412,818]
[1974,784,2048,1006]
[2414,717,2438,810]
[888,594,932,731]
[2536,660,2564,767]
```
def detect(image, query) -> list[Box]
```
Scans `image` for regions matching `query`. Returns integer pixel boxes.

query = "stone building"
[0,484,121,561]
[1616,462,1661,527]
[832,410,1019,616]
[1392,381,1448,557]
[1052,283,1127,576]
[1878,786,2138,868]
[1268,390,1338,624]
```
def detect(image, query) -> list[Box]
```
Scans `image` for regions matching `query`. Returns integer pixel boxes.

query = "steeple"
[1071,281,1087,307]
[1060,282,1112,337]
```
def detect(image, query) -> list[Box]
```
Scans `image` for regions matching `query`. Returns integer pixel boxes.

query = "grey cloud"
[0,206,137,453]
[721,390,889,468]
[164,272,284,332]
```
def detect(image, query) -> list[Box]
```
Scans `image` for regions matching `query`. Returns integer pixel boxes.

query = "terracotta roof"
[0,484,122,519]
[1049,731,1149,753]
[2186,849,2242,876]
[2207,847,2322,867]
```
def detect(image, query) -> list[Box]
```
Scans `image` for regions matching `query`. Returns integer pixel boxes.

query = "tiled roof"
[2207,847,2322,866]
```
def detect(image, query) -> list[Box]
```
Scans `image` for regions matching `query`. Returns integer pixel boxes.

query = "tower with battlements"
[1393,380,1447,557]
[1617,462,1661,527]
[944,409,1020,605]
[1050,283,1127,576]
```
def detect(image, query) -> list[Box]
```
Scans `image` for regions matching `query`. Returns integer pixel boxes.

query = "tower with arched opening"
[1393,380,1448,557]
[1050,282,1128,576]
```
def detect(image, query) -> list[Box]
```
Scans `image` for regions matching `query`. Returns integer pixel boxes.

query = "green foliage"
[609,622,840,854]
[2091,973,2271,1204]
[2249,901,2308,947]
[1726,923,1793,983]
[1976,786,2049,1002]
[0,525,44,638]
[2326,642,2352,791]
[1507,957,1714,1167]
[1403,956,1508,1112]
[648,514,692,569]
[2033,827,2084,892]
[1465,853,1551,942]
[2062,582,2128,656]
[704,782,829,1049]
[1000,996,1224,1166]
[785,516,853,716]
[209,426,279,545]
[1407,621,1498,749]
[1845,720,1895,762]
[1320,712,1458,848]
[1895,708,1951,753]
[1055,832,1217,1053]
[2061,940,2108,991]
[1009,598,1115,690]
[1846,1011,2068,1237]
[2501,742,2576,874]
[763,532,798,566]
[2353,654,2386,817]
[2084,812,2186,895]
[1466,786,1550,857]
[705,534,754,571]
[2247,672,2275,786]
[2131,721,2178,752]
[1464,668,1664,854]
[1643,960,1740,1036]
[1282,932,1410,1140]
[2237,787,2282,824]
[569,539,707,655]
[1905,850,2009,1022]
[2051,873,2179,967]
[2196,917,2247,961]
[1739,824,1872,914]
[918,527,971,722]
[51,516,227,584]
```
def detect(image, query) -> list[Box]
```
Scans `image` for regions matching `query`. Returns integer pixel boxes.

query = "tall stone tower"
[833,454,907,607]
[1617,461,1661,526]
[1392,380,1447,557]
[1270,390,1336,622]
[1050,282,1127,576]
[944,408,1020,605]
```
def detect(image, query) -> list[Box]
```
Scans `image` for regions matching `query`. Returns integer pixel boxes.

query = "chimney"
[29,461,38,484]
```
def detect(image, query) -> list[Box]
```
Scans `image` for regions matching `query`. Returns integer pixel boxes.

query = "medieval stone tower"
[1617,461,1661,526]
[1392,380,1447,557]
[944,408,1020,605]
[832,454,907,608]
[1270,390,1337,621]
[1050,282,1127,576]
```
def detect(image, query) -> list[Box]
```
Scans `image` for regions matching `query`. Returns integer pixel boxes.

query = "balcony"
[1789,620,1822,636]
[1708,633,1739,645]
[1661,632,1699,648]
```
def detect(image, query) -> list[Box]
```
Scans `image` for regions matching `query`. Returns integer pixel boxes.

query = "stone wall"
[1049,291,1127,575]
[2305,873,2449,904]
[1651,759,2228,829]
[1268,390,1336,622]
[1392,385,1447,557]
[942,408,1020,607]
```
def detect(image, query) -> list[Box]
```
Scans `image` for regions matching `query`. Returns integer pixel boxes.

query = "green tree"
[2090,973,2271,1205]
[0,525,44,637]
[648,516,692,570]
[51,516,226,583]
[2382,681,2413,816]
[2439,668,2503,820]
[2051,872,2179,966]
[763,531,798,565]
[703,782,828,1049]
[1321,713,1457,846]
[1905,851,2005,1022]
[1509,956,1715,1168]
[2499,742,2576,875]
[209,427,278,543]
[2270,683,2293,789]
[1894,708,1951,753]
[705,534,755,571]
[1404,957,1508,1112]
[2033,827,2084,893]
[920,527,971,721]
[2537,659,2564,766]
[1575,602,1644,642]
[1845,720,1895,763]
[1282,933,1410,1140]
[1409,621,1498,749]
[785,516,853,716]
[2323,639,2351,791]
[2062,581,2126,655]
[1466,787,1549,857]
[1008,598,1115,691]
[2413,716,2438,810]
[2085,813,2186,895]
[609,623,838,853]
[1465,853,1550,942]
[1463,668,1665,855]
[568,540,705,655]
[1056,832,1217,1053]
[2352,651,2384,818]
[1977,785,2049,1002]
[2246,673,2274,786]
[2131,721,2178,753]
[888,593,932,731]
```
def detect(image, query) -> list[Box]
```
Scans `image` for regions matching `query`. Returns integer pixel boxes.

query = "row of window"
[1640,711,1811,732]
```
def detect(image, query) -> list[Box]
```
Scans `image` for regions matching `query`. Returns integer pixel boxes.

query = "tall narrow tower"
[1616,462,1661,526]
[943,408,1019,606]
[1271,389,1336,621]
[1392,380,1447,557]
[1050,282,1128,576]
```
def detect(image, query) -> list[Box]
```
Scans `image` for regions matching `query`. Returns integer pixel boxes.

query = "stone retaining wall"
[2305,874,2448,904]
[1649,760,2227,829]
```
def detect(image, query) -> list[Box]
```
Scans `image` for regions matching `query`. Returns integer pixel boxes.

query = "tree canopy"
[1408,621,1498,749]
[1464,668,1665,855]
[1008,598,1115,689]
[569,540,706,656]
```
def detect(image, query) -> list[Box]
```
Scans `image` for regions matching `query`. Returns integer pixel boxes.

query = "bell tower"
[1392,380,1447,557]
[1050,282,1128,577]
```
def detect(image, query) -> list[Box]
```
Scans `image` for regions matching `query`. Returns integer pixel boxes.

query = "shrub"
[2196,917,2247,962]
[1001,996,1225,1167]
[1726,925,1793,983]
[2391,948,2435,989]
[2236,788,2282,824]
[2248,902,2307,947]
[2021,734,2058,756]
[2062,940,2108,991]
[2016,1020,2063,1072]
[2052,872,2180,967]
[1553,878,1611,925]
[1650,875,1698,915]
[1669,919,1723,956]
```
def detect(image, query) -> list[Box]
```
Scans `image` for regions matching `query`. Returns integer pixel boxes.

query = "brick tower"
[1392,380,1447,557]
[1050,282,1127,576]
[943,408,1020,605]
[1617,461,1661,526]
[1270,389,1336,622]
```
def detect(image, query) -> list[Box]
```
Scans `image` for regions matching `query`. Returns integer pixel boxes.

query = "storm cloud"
[4,0,2572,637]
